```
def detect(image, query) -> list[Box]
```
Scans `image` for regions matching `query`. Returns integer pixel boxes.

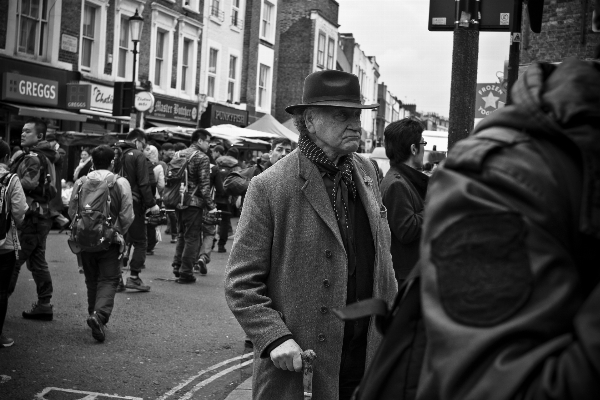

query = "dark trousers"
[0,251,16,335]
[9,216,53,301]
[167,211,178,237]
[81,245,121,324]
[126,201,147,274]
[172,207,202,278]
[217,203,230,246]
[147,223,158,252]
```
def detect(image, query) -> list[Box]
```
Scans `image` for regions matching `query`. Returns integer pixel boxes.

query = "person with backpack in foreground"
[166,129,217,283]
[113,129,160,292]
[8,118,58,320]
[224,70,397,400]
[68,145,133,343]
[0,140,27,347]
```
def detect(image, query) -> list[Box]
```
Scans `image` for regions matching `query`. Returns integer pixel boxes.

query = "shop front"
[199,102,248,128]
[146,94,199,129]
[0,57,86,149]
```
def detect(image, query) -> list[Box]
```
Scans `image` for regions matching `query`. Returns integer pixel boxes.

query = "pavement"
[224,377,252,400]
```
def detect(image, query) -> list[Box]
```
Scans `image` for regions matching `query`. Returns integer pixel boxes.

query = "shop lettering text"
[93,87,113,105]
[19,81,56,99]
[2,73,59,107]
[477,84,504,96]
[215,110,246,124]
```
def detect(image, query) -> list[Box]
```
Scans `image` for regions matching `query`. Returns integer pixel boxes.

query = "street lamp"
[129,9,144,127]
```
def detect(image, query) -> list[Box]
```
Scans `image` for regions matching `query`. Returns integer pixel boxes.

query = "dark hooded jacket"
[214,155,241,204]
[12,140,58,208]
[418,58,600,400]
[113,141,156,209]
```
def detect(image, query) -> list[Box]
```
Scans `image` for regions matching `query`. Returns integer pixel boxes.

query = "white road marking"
[35,387,143,399]
[157,353,253,400]
[177,359,253,400]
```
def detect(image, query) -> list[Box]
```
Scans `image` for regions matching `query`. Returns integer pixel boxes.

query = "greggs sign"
[2,72,59,106]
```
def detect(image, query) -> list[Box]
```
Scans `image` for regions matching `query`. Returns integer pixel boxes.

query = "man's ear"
[304,109,317,134]
[38,133,44,140]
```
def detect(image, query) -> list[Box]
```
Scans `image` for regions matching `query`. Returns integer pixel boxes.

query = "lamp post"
[129,9,144,128]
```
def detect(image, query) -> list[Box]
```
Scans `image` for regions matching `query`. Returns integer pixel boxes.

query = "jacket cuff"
[260,335,293,358]
[253,325,293,358]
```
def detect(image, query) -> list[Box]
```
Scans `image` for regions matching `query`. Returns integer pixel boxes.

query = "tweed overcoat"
[224,148,397,400]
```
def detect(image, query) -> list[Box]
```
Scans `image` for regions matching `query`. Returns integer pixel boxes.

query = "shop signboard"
[1,72,59,107]
[474,83,506,118]
[148,95,198,124]
[90,83,114,112]
[135,91,154,112]
[200,102,248,127]
[66,84,91,109]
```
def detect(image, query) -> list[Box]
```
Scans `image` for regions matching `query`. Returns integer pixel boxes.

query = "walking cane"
[301,350,316,399]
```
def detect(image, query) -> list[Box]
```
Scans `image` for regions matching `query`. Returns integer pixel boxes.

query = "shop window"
[317,32,326,68]
[260,1,274,42]
[327,37,335,70]
[154,30,167,88]
[228,55,237,103]
[181,39,192,92]
[117,16,130,79]
[207,48,218,98]
[258,63,270,110]
[81,4,97,70]
[17,0,49,56]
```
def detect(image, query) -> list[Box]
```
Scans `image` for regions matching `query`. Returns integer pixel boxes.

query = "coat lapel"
[298,151,344,249]
[352,155,380,241]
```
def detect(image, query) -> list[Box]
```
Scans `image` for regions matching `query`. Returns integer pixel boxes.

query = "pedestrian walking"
[68,145,133,343]
[8,118,58,321]
[170,129,217,283]
[0,140,27,347]
[143,145,165,256]
[214,145,240,253]
[416,59,600,399]
[73,147,92,181]
[113,129,160,292]
[380,118,429,284]
[224,70,397,400]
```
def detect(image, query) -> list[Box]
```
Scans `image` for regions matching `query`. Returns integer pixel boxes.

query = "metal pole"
[447,0,480,151]
[505,0,523,105]
[131,41,138,128]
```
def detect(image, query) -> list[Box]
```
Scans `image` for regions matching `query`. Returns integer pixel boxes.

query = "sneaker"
[173,268,180,278]
[176,275,196,284]
[125,276,151,292]
[218,245,226,253]
[198,259,207,275]
[0,335,14,348]
[170,239,177,244]
[193,263,200,274]
[86,312,106,343]
[22,302,53,321]
[116,276,126,292]
[146,250,154,256]
[244,336,253,348]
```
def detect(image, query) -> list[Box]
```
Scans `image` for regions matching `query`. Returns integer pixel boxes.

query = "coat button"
[325,250,332,258]
[320,306,328,314]
[318,333,326,342]
[323,279,330,288]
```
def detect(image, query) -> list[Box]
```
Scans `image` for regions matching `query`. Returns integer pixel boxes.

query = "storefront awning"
[79,109,130,123]
[0,102,88,122]
[146,116,197,128]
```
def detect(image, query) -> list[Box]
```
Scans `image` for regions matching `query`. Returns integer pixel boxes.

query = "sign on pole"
[474,83,506,118]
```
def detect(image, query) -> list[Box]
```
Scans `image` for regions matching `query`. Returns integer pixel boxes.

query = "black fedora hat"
[285,70,379,114]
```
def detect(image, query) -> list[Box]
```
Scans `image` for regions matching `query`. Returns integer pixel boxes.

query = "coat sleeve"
[8,175,28,227]
[382,178,423,244]
[18,155,41,192]
[116,177,134,235]
[418,136,600,400]
[224,176,292,355]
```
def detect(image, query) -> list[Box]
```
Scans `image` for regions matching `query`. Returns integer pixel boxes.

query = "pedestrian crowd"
[0,58,599,400]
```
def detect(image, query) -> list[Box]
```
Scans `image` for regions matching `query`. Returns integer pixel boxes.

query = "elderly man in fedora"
[225,70,397,400]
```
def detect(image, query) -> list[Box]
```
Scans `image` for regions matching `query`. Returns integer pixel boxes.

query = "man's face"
[21,123,41,147]
[166,149,175,158]
[211,150,221,160]
[269,143,292,165]
[198,136,211,153]
[413,136,426,169]
[307,107,362,159]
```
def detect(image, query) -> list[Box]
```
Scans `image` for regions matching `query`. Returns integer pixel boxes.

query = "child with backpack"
[68,145,133,343]
[0,140,27,348]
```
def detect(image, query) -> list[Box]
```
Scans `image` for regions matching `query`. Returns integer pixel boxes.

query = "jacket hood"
[33,140,57,163]
[474,58,600,238]
[216,155,239,168]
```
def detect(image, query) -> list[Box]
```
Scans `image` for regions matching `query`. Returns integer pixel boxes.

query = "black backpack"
[10,151,56,203]
[0,172,18,252]
[333,267,425,400]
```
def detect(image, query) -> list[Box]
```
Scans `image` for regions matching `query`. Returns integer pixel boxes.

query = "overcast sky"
[337,0,510,117]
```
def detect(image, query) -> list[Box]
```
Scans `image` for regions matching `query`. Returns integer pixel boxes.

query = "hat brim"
[285,101,379,114]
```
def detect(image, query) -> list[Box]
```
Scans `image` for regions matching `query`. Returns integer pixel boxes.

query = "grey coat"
[224,148,397,400]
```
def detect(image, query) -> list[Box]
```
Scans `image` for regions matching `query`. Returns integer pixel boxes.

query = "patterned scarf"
[298,134,356,198]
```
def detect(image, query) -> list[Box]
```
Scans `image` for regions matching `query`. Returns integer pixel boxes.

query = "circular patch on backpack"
[431,212,533,327]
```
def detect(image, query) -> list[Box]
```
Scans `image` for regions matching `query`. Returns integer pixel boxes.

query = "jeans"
[172,207,203,278]
[217,203,231,246]
[198,222,216,264]
[126,201,147,274]
[167,211,178,238]
[0,251,16,335]
[147,223,158,252]
[81,245,121,324]
[9,215,53,301]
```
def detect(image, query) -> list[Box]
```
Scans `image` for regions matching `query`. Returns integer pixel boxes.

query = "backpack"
[10,151,57,203]
[162,151,200,209]
[215,164,234,198]
[333,267,425,400]
[69,174,119,253]
[0,172,18,251]
[223,165,257,196]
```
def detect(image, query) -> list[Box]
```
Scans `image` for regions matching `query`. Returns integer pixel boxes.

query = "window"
[317,33,326,67]
[17,0,49,56]
[207,48,218,98]
[154,30,166,87]
[261,1,274,40]
[81,4,96,69]
[327,38,335,70]
[210,0,223,21]
[228,55,237,102]
[258,64,269,109]
[181,39,192,91]
[231,0,241,28]
[117,16,130,78]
